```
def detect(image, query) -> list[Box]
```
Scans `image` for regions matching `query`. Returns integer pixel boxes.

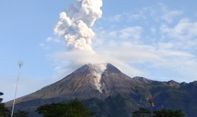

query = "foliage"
[37,100,92,117]
[132,108,151,117]
[0,92,9,117]
[0,92,3,103]
[153,109,184,117]
[132,108,185,117]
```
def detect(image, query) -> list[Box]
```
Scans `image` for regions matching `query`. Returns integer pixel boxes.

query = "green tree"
[132,108,151,117]
[0,92,10,117]
[0,92,3,103]
[132,108,184,117]
[153,109,184,117]
[37,100,92,117]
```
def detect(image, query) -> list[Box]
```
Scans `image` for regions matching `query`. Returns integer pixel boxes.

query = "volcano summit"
[6,63,197,117]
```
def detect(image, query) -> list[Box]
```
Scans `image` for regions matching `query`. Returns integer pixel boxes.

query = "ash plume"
[53,0,142,77]
[54,0,103,52]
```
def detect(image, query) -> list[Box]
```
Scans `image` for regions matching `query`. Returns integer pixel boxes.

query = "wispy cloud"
[91,3,197,82]
[44,3,197,82]
[104,3,182,24]
[93,27,197,80]
[160,18,197,50]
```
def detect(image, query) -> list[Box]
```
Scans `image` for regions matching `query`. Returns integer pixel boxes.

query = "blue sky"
[1,0,197,101]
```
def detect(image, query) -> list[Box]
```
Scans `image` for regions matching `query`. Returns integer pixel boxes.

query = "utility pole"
[11,61,23,117]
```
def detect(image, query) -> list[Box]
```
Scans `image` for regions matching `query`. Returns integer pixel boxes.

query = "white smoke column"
[54,0,103,52]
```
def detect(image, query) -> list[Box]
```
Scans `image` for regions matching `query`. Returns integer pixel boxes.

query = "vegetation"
[0,92,3,103]
[153,109,184,117]
[0,92,28,117]
[37,100,92,117]
[0,92,9,117]
[132,108,151,117]
[0,92,186,117]
[132,108,185,117]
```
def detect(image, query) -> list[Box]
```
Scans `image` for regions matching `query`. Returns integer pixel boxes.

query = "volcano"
[6,63,197,117]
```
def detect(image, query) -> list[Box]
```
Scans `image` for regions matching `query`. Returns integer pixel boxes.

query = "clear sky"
[1,0,197,102]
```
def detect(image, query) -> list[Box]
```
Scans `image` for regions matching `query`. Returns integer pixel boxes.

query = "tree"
[37,100,92,117]
[132,108,151,117]
[0,92,10,117]
[132,108,184,117]
[0,92,3,103]
[153,109,184,117]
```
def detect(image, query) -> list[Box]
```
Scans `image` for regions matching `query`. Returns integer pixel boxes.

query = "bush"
[132,108,151,117]
[132,108,185,117]
[153,109,184,117]
[37,100,92,117]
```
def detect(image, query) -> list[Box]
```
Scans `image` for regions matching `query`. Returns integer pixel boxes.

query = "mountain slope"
[6,63,197,117]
